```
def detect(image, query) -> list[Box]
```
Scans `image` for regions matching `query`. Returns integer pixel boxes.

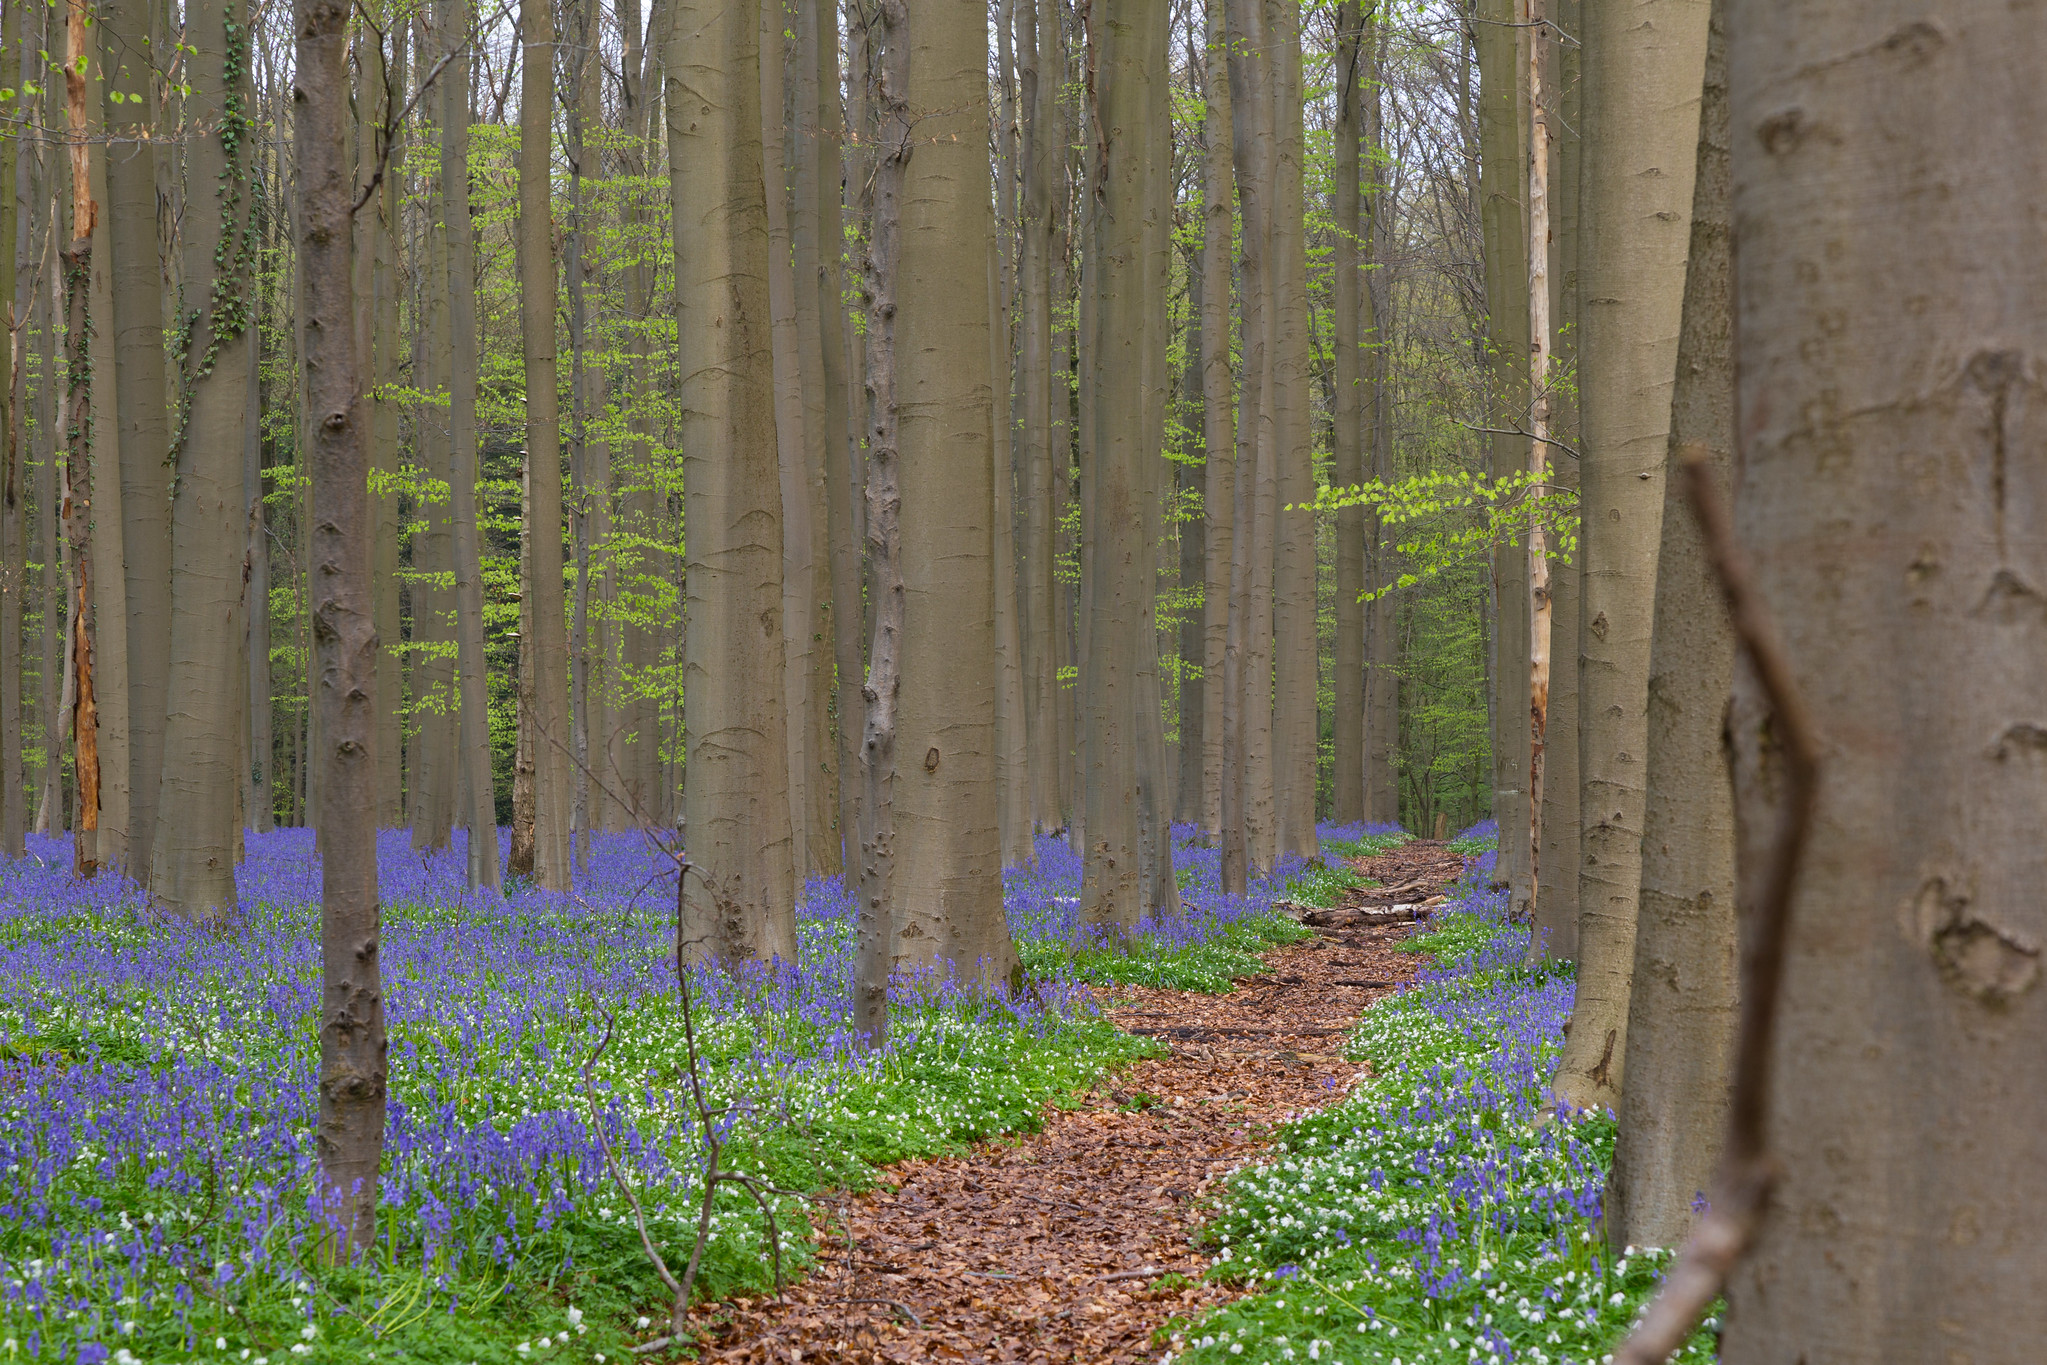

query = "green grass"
[1018,911,1313,993]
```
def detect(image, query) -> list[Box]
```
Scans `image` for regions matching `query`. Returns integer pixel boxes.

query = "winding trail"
[681,841,1469,1364]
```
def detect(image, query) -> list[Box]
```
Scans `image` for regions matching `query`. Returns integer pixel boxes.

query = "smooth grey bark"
[1715,4,2047,1358]
[1197,0,1231,840]
[890,0,1019,982]
[1553,0,1709,1115]
[1174,253,1204,827]
[35,196,60,835]
[106,0,170,884]
[245,312,273,833]
[670,0,796,961]
[1079,0,1178,935]
[409,152,456,851]
[1330,0,1366,827]
[521,0,573,891]
[1529,0,1578,957]
[1360,3,1397,828]
[1477,0,1528,905]
[153,0,255,917]
[369,17,406,828]
[444,0,499,890]
[0,7,17,860]
[1607,0,1731,1254]
[299,0,386,1256]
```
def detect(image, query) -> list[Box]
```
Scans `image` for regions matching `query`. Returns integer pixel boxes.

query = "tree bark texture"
[521,0,574,891]
[1197,0,1232,840]
[297,0,386,1256]
[1331,0,1366,827]
[1715,4,2047,1359]
[106,0,170,885]
[153,0,255,917]
[445,0,499,888]
[1607,0,1732,1255]
[670,0,797,962]
[890,0,1019,982]
[1553,0,1709,1115]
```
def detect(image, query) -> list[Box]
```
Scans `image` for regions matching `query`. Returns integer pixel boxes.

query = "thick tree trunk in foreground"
[1718,4,2047,1358]
[106,0,170,885]
[670,0,796,962]
[153,0,254,917]
[1552,0,1709,1115]
[521,0,573,890]
[445,0,499,889]
[1606,1,1733,1254]
[298,0,385,1257]
[893,0,1019,982]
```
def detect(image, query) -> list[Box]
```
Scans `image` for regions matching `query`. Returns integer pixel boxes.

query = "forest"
[0,0,2033,1360]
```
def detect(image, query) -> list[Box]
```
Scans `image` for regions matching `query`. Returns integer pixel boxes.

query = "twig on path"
[1612,447,1821,1365]
[818,1297,926,1327]
[1100,1265,1165,1283]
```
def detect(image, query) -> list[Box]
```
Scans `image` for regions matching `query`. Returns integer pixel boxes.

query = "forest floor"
[675,841,1470,1365]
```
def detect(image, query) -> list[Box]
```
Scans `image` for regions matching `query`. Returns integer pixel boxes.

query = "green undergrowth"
[1021,912,1314,993]
[1156,909,1715,1365]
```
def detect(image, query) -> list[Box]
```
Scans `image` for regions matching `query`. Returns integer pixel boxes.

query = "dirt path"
[680,841,1468,1364]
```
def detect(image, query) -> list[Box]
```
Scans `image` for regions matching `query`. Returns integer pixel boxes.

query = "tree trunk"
[1551,0,1709,1115]
[521,0,574,890]
[153,0,255,917]
[1197,0,1232,842]
[1360,4,1397,828]
[1530,0,1578,957]
[245,312,273,833]
[854,0,910,1038]
[299,0,385,1256]
[1079,0,1177,935]
[106,0,171,884]
[1267,0,1317,857]
[990,248,1033,869]
[1524,0,1552,908]
[761,0,814,882]
[446,0,500,889]
[35,197,60,836]
[370,16,407,828]
[1607,0,1731,1255]
[1174,249,1204,829]
[60,0,101,877]
[890,0,1020,982]
[1718,4,2047,1356]
[409,161,456,851]
[1477,0,1527,904]
[671,0,796,960]
[0,0,17,860]
[790,0,843,875]
[1330,0,1365,828]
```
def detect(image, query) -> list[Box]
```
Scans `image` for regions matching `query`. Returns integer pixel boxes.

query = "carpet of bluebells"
[0,821,1387,1365]
[1161,831,1719,1365]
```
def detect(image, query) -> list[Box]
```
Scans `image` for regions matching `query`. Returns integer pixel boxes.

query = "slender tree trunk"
[790,0,843,875]
[1551,0,1709,1115]
[60,0,102,877]
[1197,0,1232,841]
[671,0,796,960]
[1607,0,1731,1254]
[370,17,407,828]
[890,0,1020,981]
[0,0,17,860]
[245,320,273,833]
[1173,251,1204,828]
[36,199,60,836]
[74,0,127,870]
[1079,0,1177,934]
[507,467,538,878]
[1331,0,1365,828]
[854,0,910,1038]
[1529,0,1578,956]
[446,0,499,889]
[1267,0,1316,856]
[990,249,1032,869]
[105,0,170,884]
[1523,0,1553,913]
[409,155,456,851]
[762,0,814,882]
[1477,0,1527,899]
[299,0,385,1256]
[1716,2,2047,1356]
[1360,4,1398,827]
[153,0,255,916]
[521,0,574,890]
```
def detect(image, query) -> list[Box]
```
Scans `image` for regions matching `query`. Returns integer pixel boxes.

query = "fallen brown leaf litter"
[676,840,1469,1365]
